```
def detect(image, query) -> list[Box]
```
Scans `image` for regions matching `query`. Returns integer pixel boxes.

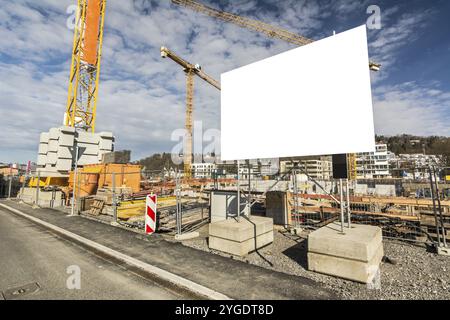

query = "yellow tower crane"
[161,46,220,178]
[65,0,107,132]
[171,0,381,71]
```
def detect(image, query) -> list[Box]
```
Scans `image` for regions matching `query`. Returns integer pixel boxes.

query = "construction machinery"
[30,0,107,188]
[160,46,220,177]
[347,153,358,180]
[171,0,381,71]
[65,0,107,132]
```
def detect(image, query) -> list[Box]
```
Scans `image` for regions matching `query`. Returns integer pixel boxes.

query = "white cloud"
[0,0,447,163]
[373,82,450,136]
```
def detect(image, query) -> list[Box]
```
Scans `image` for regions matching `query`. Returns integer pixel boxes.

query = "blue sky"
[0,0,449,163]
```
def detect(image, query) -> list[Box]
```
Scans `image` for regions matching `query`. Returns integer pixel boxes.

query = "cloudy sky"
[0,0,449,163]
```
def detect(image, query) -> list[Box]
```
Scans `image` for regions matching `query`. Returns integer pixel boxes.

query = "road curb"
[0,202,231,300]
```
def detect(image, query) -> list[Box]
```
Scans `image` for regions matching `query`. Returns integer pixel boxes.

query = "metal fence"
[0,175,23,199]
[4,163,449,247]
[5,169,208,235]
[284,165,449,247]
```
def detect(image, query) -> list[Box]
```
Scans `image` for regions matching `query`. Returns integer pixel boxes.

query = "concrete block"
[77,143,100,156]
[98,131,113,138]
[49,127,60,140]
[437,246,450,256]
[208,216,274,256]
[77,154,100,165]
[209,216,273,242]
[307,222,383,283]
[99,138,113,151]
[57,146,73,159]
[38,143,48,154]
[59,132,75,147]
[56,158,72,171]
[46,152,57,165]
[18,188,64,208]
[38,190,64,201]
[77,132,99,144]
[37,154,47,166]
[209,230,273,257]
[308,244,383,283]
[308,222,382,262]
[98,150,108,162]
[18,187,36,204]
[48,139,58,152]
[60,126,76,134]
[40,132,49,143]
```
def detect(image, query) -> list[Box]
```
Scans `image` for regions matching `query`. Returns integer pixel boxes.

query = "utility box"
[209,190,249,222]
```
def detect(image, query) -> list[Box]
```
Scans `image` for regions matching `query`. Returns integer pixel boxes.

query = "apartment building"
[191,162,216,179]
[356,144,390,179]
[280,156,332,180]
[389,153,442,180]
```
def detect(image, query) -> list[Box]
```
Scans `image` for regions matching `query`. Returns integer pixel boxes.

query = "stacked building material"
[37,126,114,176]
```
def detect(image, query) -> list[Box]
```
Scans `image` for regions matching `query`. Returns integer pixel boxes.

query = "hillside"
[136,152,182,172]
[136,135,450,171]
[376,134,450,165]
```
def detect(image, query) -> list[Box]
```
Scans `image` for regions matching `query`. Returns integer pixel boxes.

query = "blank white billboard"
[220,25,375,161]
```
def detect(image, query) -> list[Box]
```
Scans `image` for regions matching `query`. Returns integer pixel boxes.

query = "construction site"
[0,0,449,302]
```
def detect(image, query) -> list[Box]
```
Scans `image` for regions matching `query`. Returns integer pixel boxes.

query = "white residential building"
[356,144,390,179]
[191,162,216,179]
[389,153,442,180]
[280,156,332,180]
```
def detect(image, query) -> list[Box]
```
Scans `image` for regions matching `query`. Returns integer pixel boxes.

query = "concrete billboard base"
[208,216,273,256]
[307,222,383,284]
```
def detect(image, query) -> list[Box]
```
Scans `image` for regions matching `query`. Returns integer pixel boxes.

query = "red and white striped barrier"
[145,194,157,234]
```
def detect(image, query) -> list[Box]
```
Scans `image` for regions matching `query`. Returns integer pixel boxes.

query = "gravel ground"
[180,225,450,300]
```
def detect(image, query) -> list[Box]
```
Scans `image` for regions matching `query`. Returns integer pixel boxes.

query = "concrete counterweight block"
[39,132,49,143]
[208,216,274,257]
[38,143,48,155]
[307,222,384,284]
[36,126,114,175]
[37,154,47,166]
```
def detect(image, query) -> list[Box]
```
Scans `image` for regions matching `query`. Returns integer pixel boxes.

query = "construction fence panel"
[286,166,449,246]
[72,169,210,235]
[0,174,23,199]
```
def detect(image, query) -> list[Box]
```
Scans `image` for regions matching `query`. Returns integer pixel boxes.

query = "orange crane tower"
[172,0,381,71]
[65,0,107,132]
[160,46,220,177]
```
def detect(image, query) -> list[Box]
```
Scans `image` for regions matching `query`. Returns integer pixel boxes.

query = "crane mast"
[65,0,107,132]
[161,46,220,177]
[172,0,380,71]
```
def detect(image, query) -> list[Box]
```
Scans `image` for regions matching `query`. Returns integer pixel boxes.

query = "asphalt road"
[0,207,186,300]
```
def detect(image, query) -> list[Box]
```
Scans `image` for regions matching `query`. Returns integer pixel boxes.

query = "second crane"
[161,46,220,178]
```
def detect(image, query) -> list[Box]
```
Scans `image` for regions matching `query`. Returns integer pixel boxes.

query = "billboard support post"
[339,179,344,233]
